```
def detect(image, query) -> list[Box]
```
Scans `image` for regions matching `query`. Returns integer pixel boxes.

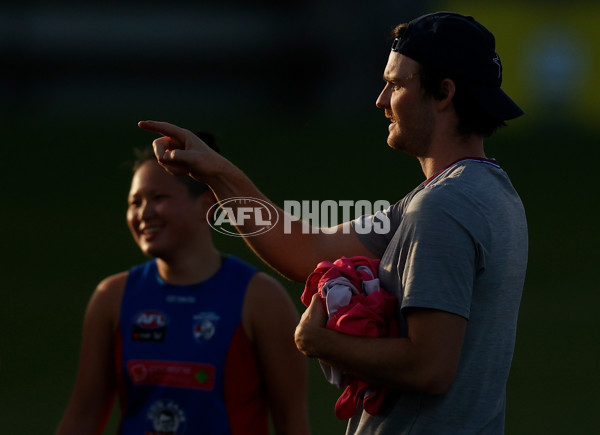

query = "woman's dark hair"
[132,131,219,198]
[392,24,506,138]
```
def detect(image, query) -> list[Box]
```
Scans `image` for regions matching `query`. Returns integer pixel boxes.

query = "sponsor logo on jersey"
[165,294,196,304]
[128,360,215,390]
[193,312,220,342]
[146,398,187,435]
[132,310,168,342]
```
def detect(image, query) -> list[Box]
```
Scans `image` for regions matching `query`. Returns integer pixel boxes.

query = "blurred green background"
[1,1,599,434]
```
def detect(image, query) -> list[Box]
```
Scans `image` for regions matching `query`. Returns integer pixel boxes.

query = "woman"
[57,139,309,435]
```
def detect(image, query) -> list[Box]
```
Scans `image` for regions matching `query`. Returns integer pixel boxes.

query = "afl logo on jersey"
[132,310,168,342]
[193,312,220,342]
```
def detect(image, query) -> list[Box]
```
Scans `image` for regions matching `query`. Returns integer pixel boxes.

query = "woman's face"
[127,160,206,260]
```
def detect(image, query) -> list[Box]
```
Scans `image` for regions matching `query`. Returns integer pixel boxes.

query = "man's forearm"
[207,162,329,281]
[297,322,425,391]
[208,160,373,282]
[295,300,466,395]
[138,120,374,281]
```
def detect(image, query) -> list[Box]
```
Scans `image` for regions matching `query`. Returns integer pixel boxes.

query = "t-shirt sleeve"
[399,189,481,319]
[351,202,401,258]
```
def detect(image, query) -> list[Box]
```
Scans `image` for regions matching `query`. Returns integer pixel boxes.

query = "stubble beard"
[387,118,433,158]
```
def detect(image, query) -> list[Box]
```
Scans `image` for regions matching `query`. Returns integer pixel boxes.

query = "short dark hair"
[392,24,506,137]
[132,131,219,197]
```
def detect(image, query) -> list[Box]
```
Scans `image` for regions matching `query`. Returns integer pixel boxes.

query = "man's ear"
[437,78,456,111]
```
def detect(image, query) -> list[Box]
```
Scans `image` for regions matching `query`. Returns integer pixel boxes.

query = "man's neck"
[418,135,485,179]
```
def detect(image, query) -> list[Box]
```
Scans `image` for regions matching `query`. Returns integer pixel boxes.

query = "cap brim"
[463,82,524,121]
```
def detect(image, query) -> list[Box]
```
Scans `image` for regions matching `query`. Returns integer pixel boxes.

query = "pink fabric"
[301,256,399,420]
[301,256,381,307]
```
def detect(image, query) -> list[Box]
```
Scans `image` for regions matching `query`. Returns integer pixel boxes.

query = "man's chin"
[386,135,406,152]
[386,133,400,150]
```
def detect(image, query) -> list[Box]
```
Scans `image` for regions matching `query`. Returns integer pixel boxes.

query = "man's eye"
[386,81,400,91]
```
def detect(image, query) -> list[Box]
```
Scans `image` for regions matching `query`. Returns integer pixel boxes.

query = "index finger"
[138,120,189,141]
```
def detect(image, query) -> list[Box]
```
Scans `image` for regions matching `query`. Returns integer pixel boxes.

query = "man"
[139,11,528,434]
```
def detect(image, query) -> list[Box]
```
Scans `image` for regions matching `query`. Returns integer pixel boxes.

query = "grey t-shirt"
[349,159,528,434]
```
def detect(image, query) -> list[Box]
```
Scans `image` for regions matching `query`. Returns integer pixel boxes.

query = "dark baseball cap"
[392,12,524,120]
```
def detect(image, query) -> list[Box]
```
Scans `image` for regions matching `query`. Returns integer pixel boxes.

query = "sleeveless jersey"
[115,256,268,435]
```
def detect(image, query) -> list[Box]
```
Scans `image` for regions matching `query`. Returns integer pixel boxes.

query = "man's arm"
[295,294,467,395]
[138,121,375,282]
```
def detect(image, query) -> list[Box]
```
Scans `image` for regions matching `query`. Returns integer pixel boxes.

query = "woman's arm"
[244,272,311,435]
[56,273,126,435]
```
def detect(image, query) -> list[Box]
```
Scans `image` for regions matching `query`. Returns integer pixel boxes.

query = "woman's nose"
[139,200,155,219]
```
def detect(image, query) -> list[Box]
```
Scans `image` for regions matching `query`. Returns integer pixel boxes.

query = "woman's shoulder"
[96,270,129,296]
[87,270,130,331]
[242,272,298,342]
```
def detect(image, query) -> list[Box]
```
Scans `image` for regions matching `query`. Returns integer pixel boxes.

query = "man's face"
[376,52,435,157]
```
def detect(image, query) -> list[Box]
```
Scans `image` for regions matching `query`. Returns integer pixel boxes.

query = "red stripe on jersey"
[224,325,269,435]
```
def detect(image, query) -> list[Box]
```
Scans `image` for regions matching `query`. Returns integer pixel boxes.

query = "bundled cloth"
[301,256,399,420]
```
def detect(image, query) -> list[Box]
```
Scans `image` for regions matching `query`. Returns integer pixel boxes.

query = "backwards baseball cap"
[391,12,523,120]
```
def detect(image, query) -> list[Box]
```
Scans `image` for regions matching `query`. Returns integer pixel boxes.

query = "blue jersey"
[115,256,268,435]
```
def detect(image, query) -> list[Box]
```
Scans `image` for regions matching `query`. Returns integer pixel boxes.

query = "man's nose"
[376,85,390,109]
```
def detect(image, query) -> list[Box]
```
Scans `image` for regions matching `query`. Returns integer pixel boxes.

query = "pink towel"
[301,256,398,420]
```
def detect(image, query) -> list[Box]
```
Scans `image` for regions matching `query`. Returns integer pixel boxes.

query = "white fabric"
[321,277,359,316]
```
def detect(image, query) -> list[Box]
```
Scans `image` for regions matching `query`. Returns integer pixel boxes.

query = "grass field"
[1,107,598,434]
